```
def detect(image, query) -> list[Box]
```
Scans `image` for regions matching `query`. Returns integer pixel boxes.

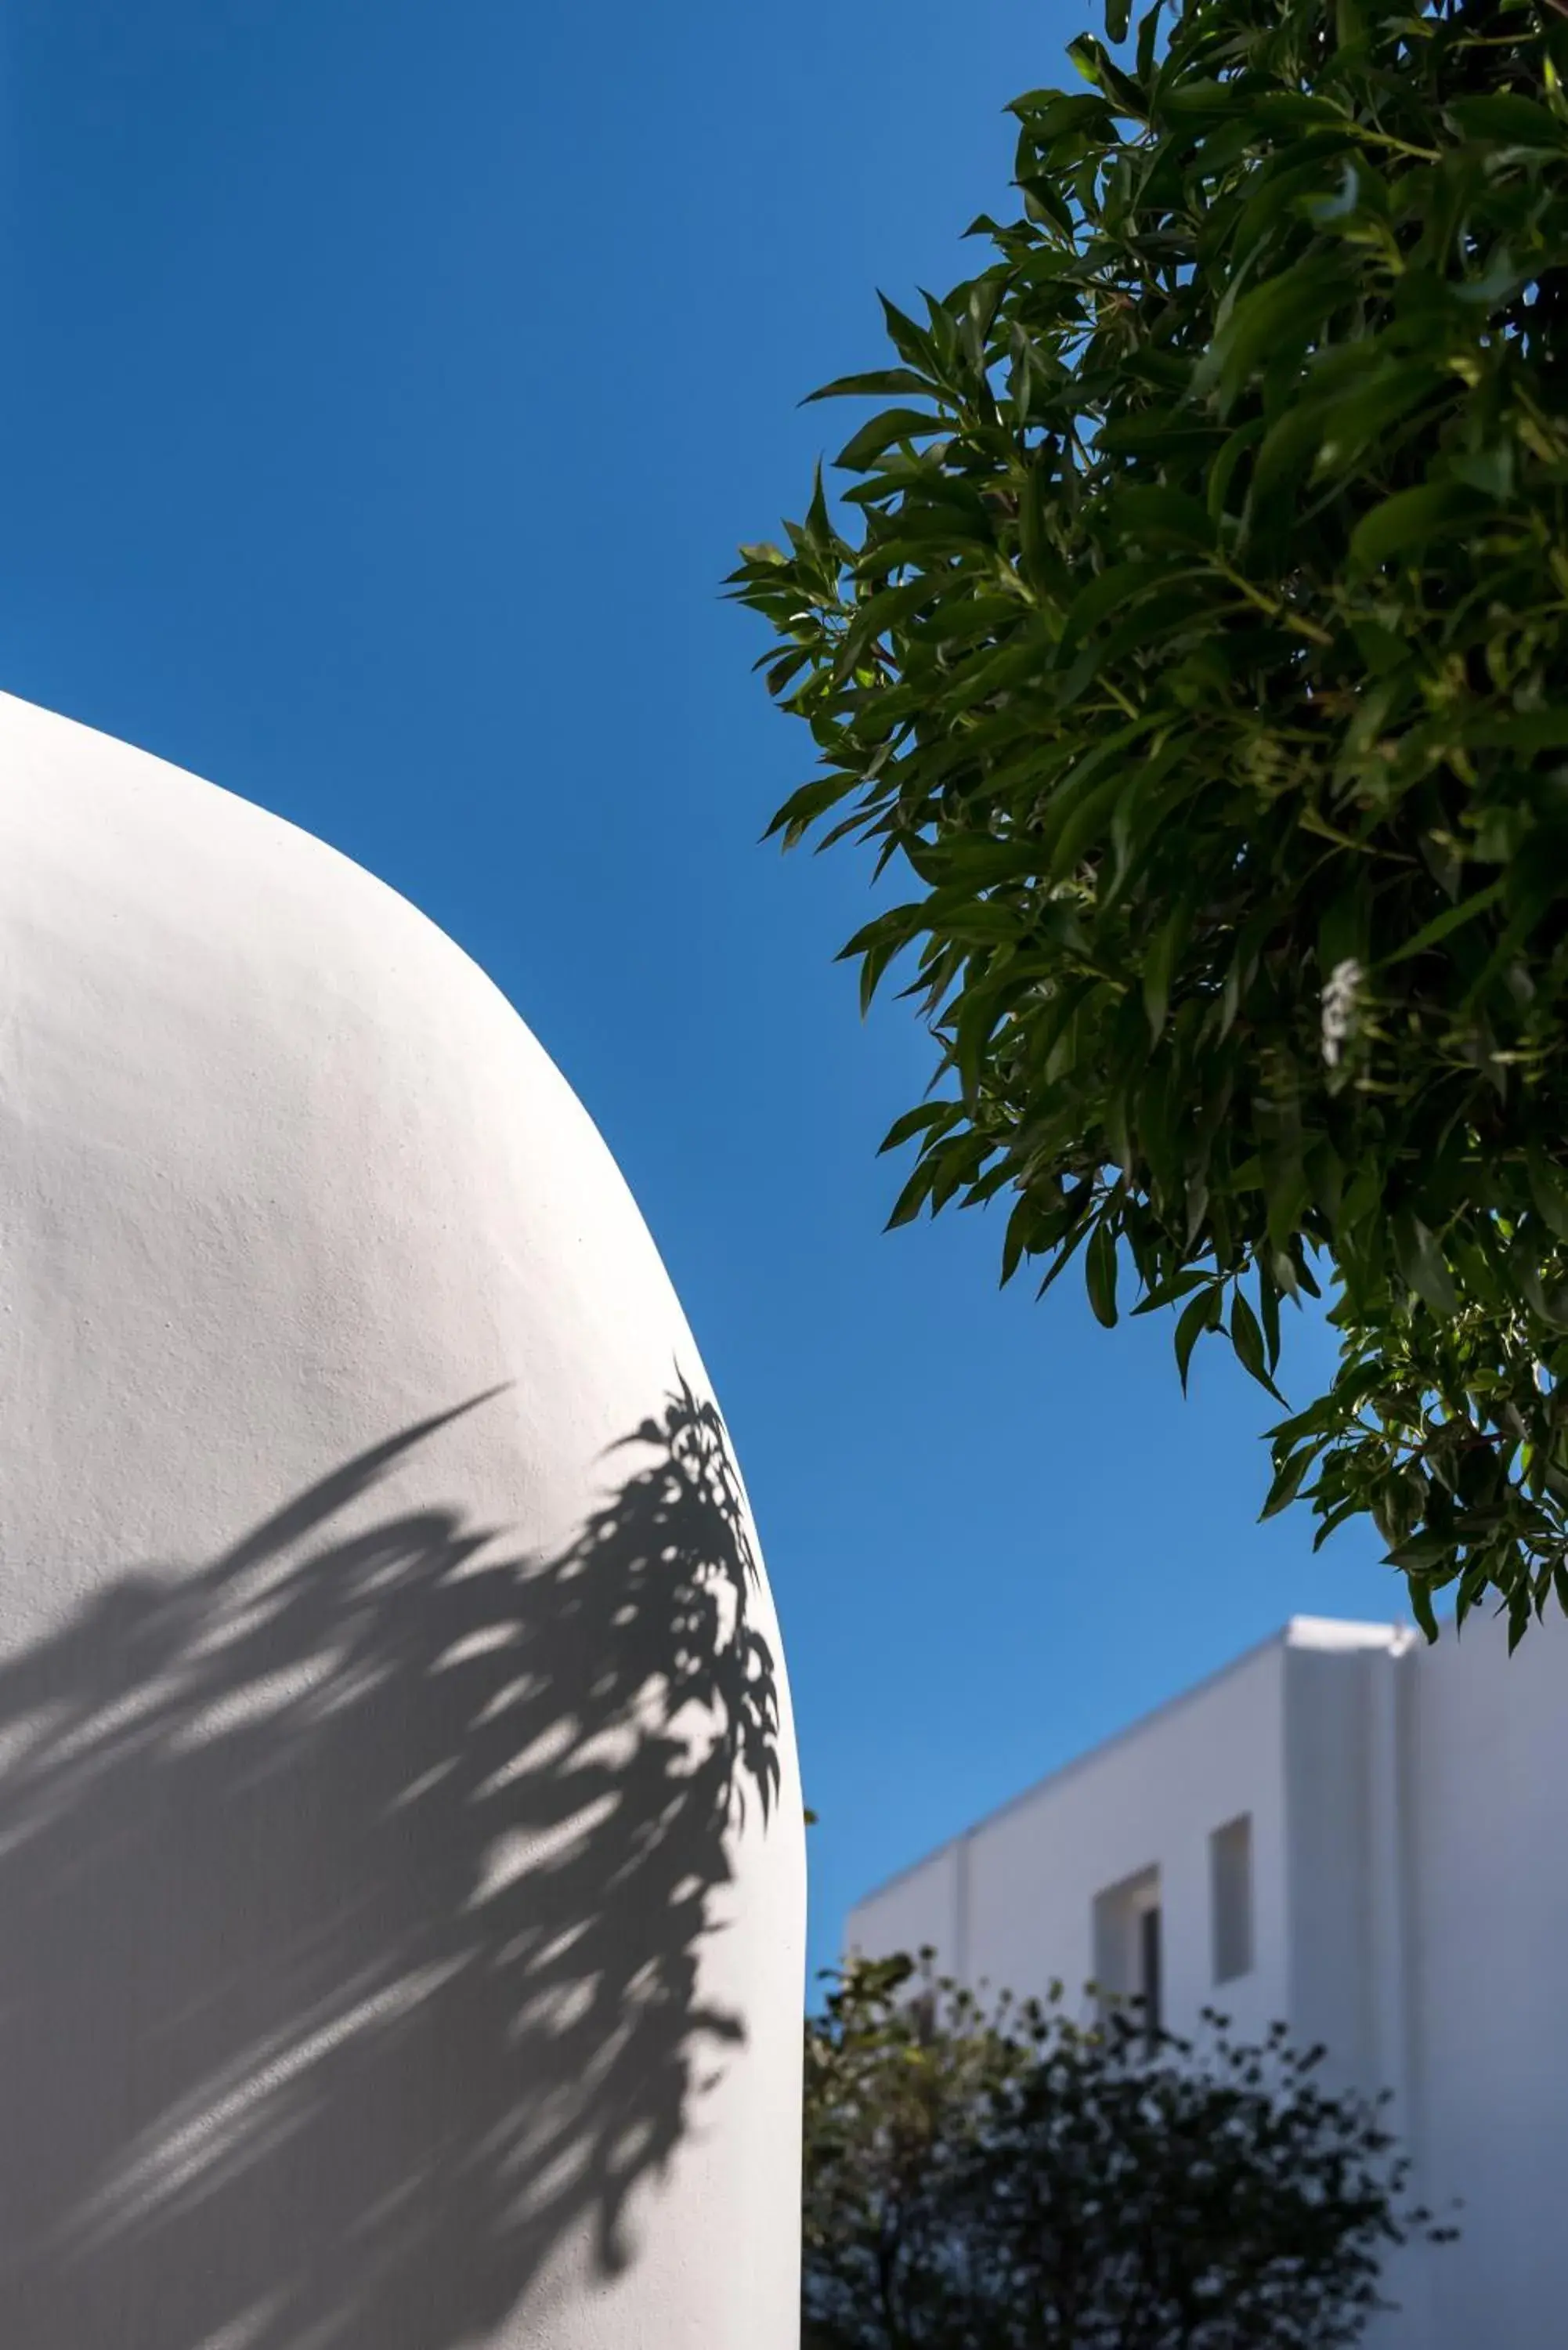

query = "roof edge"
[847,1616,1405,1925]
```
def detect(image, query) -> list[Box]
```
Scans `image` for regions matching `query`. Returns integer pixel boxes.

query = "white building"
[847,1612,1568,2350]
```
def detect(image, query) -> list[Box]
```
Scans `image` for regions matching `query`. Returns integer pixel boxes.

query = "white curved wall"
[0,691,804,2350]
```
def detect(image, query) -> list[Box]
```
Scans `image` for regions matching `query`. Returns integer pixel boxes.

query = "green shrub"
[804,1954,1449,2348]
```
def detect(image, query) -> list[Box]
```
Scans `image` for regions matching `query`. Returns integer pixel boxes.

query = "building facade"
[847,1612,1568,2349]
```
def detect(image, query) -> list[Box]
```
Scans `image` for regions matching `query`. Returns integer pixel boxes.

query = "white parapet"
[0,692,804,2350]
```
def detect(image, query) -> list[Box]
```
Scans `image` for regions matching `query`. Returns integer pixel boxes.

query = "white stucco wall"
[1402,1609,1568,2350]
[1282,1626,1414,2097]
[0,692,804,2350]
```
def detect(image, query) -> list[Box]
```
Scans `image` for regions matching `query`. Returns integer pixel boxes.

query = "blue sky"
[1,0,1402,1994]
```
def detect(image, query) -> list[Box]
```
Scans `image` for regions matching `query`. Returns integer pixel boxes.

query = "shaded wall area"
[0,1379,780,2350]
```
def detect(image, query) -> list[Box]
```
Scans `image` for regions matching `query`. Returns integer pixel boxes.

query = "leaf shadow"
[0,1375,780,2349]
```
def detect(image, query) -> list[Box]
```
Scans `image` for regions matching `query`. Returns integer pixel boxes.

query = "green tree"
[732,0,1568,1643]
[804,1954,1448,2350]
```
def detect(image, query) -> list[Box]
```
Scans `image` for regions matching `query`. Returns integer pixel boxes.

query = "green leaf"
[1386,1531,1453,1573]
[1105,0,1131,42]
[765,772,860,847]
[1174,1285,1217,1394]
[1445,93,1568,150]
[1230,1288,1284,1401]
[1007,89,1118,139]
[1133,1268,1209,1315]
[1380,877,1505,967]
[1067,33,1147,118]
[1114,486,1214,548]
[1408,1578,1441,1644]
[1349,483,1493,573]
[1508,1588,1532,1654]
[1057,559,1189,659]
[1135,0,1162,81]
[1392,1212,1459,1318]
[1036,1209,1096,1302]
[1086,1217,1120,1328]
[835,408,949,471]
[1142,907,1186,1038]
[1193,256,1350,415]
[1260,1445,1316,1521]
[876,295,936,373]
[880,1101,959,1156]
[886,1155,940,1231]
[1307,363,1442,488]
[1526,1150,1568,1244]
[805,369,940,404]
[1311,1498,1364,1551]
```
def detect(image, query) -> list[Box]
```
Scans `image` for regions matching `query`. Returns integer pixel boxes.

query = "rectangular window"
[1210,1813,1253,1984]
[1092,1864,1162,2043]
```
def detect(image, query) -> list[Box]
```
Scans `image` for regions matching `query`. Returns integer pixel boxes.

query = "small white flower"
[1321,957,1364,1068]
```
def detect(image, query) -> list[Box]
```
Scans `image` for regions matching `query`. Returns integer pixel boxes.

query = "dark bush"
[804,1954,1451,2348]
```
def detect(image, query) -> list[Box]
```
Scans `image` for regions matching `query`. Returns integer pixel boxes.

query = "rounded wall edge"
[0,692,804,2350]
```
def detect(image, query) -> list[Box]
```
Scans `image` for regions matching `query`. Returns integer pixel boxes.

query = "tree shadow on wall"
[0,1377,782,2350]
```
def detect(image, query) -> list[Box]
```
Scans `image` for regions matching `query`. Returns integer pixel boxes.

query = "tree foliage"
[804,1954,1447,2350]
[732,0,1568,1643]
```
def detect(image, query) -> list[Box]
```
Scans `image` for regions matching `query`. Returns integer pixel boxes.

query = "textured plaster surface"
[0,691,804,2348]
